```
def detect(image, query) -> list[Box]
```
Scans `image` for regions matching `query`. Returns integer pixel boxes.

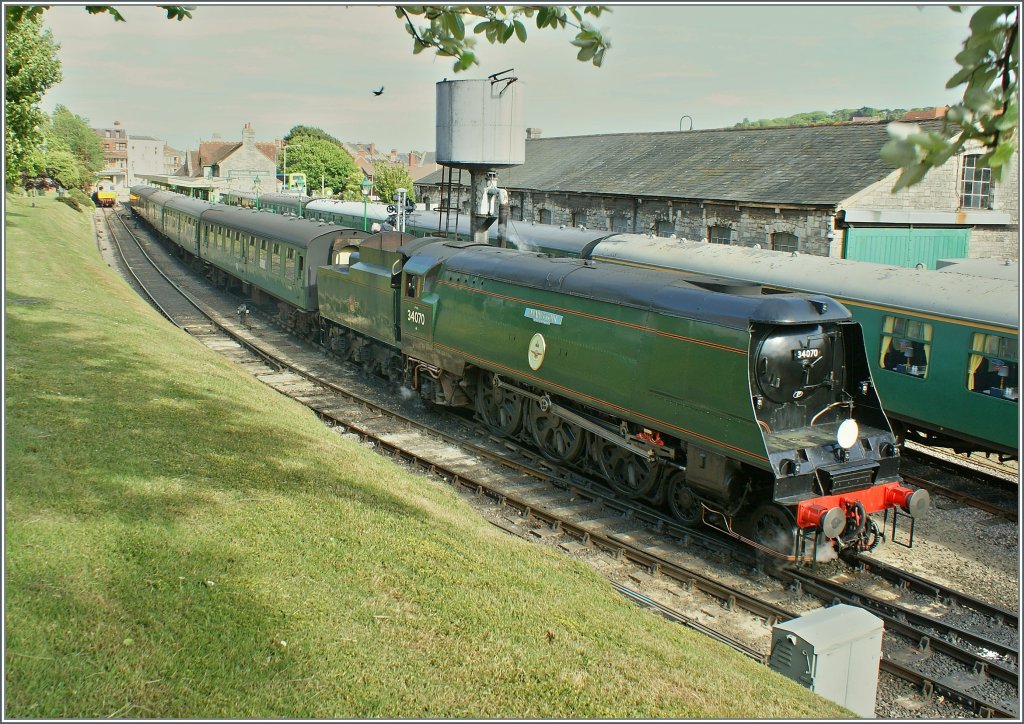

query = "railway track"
[100,206,1020,718]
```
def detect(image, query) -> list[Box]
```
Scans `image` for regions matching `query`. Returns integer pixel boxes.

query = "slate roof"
[192,140,277,177]
[418,120,948,207]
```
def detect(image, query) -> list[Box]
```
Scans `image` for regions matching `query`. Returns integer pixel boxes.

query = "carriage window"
[405,274,420,298]
[285,248,295,277]
[271,243,280,274]
[880,316,932,378]
[968,333,1018,402]
[247,240,256,262]
[259,239,268,269]
[297,255,304,277]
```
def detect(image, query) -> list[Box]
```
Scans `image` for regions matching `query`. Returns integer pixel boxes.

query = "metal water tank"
[436,74,525,168]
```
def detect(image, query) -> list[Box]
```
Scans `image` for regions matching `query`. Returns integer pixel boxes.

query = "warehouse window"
[880,316,931,378]
[571,209,587,228]
[771,232,799,253]
[967,333,1018,402]
[656,219,674,237]
[960,154,993,209]
[538,208,552,225]
[708,225,732,244]
[611,214,631,233]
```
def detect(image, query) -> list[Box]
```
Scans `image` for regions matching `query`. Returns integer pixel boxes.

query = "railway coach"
[129,185,370,336]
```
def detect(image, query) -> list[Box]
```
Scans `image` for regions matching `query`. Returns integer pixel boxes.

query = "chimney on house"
[390,148,398,163]
[369,143,375,158]
[242,122,255,147]
[114,120,121,126]
[526,127,542,140]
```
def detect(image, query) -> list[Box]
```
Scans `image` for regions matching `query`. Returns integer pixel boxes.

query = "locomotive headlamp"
[836,419,859,449]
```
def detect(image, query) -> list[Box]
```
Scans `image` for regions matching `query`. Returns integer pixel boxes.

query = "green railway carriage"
[162,195,215,256]
[130,187,179,229]
[218,190,306,216]
[586,237,1020,458]
[198,207,370,314]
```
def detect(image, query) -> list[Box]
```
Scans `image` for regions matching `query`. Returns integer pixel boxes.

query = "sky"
[39,2,976,154]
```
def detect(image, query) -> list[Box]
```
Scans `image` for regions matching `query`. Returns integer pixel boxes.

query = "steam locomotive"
[130,185,929,562]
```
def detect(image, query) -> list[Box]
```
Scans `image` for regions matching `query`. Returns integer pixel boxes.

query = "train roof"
[164,195,217,215]
[936,257,1020,281]
[131,186,178,203]
[199,206,346,248]
[413,240,850,330]
[587,235,1020,330]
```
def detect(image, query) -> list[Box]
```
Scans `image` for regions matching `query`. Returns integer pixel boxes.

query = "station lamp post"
[361,177,372,231]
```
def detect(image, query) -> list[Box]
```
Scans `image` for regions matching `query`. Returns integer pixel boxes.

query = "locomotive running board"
[494,376,675,462]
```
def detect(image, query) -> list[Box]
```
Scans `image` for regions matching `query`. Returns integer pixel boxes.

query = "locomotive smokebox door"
[768,604,883,718]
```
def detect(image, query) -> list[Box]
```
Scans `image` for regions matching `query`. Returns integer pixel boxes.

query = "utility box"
[769,604,883,718]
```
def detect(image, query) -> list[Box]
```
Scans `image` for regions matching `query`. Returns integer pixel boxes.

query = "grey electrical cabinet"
[768,604,884,718]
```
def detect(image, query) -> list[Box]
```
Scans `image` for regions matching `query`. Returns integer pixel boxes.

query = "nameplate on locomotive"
[524,308,563,326]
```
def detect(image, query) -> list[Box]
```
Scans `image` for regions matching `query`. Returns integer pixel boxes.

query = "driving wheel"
[527,399,585,464]
[475,374,523,437]
[594,439,661,499]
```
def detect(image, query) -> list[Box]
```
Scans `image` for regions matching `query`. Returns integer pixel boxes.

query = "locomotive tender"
[129,185,928,561]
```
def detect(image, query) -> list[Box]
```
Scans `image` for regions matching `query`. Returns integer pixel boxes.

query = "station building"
[415,115,1019,267]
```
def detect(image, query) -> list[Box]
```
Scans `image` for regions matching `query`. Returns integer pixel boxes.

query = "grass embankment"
[4,194,853,718]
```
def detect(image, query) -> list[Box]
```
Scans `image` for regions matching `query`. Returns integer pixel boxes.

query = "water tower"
[435,70,524,244]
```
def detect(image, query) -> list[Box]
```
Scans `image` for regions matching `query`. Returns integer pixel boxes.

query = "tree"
[50,105,105,183]
[372,162,416,206]
[36,134,83,191]
[282,134,361,198]
[397,5,610,72]
[4,8,62,187]
[882,5,1018,191]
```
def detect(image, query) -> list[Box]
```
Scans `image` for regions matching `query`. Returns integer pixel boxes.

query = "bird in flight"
[372,86,384,96]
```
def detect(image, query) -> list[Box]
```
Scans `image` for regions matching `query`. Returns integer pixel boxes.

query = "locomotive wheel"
[749,504,798,557]
[595,440,661,499]
[527,401,585,463]
[476,375,523,437]
[664,470,701,525]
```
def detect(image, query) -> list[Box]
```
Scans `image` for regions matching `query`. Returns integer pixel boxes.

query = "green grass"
[4,194,854,718]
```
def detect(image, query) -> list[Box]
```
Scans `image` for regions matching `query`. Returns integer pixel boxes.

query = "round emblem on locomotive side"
[528,333,547,370]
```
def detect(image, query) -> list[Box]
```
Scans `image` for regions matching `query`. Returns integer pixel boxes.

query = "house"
[93,121,129,189]
[415,119,1018,266]
[186,122,277,188]
[127,135,165,187]
[344,142,440,183]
